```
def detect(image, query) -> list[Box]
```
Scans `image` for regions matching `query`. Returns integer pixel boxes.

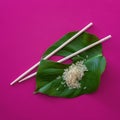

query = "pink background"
[0,0,120,120]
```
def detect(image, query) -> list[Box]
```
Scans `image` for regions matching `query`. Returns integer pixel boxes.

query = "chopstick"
[10,22,93,85]
[19,35,111,83]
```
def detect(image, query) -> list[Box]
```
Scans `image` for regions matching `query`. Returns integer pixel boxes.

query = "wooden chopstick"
[10,22,93,85]
[19,35,111,83]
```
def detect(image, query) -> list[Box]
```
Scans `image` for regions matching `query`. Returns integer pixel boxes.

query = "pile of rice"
[62,61,88,89]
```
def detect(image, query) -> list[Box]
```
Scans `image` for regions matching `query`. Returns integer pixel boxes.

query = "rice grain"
[62,61,88,89]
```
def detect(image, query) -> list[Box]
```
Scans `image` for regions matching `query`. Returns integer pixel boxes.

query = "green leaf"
[43,32,102,60]
[36,32,106,98]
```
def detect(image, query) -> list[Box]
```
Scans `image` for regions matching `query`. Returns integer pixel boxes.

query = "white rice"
[62,61,88,89]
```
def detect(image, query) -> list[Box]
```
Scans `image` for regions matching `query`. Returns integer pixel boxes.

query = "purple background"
[0,0,120,120]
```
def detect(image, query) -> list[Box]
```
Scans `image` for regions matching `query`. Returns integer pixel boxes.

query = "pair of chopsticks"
[10,22,111,85]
